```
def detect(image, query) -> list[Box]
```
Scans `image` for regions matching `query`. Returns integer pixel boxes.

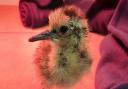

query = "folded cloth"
[96,34,128,89]
[87,0,128,89]
[19,0,63,28]
[108,0,128,48]
[88,9,114,34]
[86,0,118,34]
[19,1,51,28]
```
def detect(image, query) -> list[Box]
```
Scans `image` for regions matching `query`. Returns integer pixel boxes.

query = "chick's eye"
[59,26,68,34]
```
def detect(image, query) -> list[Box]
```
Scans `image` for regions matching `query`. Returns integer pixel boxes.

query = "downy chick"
[29,5,92,88]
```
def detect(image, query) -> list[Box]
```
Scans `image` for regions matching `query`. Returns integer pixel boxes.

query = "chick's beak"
[28,31,55,42]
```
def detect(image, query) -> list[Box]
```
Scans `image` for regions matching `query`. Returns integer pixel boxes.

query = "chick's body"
[32,5,92,89]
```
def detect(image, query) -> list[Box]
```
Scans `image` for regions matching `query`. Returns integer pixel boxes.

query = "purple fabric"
[86,0,118,34]
[88,9,114,34]
[19,1,50,28]
[34,0,51,7]
[96,0,119,8]
[19,0,63,28]
[96,34,128,89]
[87,0,128,89]
[108,0,128,48]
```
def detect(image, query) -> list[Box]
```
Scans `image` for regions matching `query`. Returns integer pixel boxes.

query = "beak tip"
[28,38,35,42]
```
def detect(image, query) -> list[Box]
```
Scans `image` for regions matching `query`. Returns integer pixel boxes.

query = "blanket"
[87,0,128,89]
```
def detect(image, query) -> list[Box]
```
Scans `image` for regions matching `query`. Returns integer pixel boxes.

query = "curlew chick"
[29,5,92,88]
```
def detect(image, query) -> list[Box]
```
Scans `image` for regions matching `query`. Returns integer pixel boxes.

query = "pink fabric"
[87,0,128,89]
[19,1,50,28]
[19,0,63,28]
[108,0,128,48]
[88,9,114,34]
[86,0,118,34]
[96,34,128,89]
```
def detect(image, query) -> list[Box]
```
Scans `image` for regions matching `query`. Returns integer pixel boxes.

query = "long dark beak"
[28,31,54,42]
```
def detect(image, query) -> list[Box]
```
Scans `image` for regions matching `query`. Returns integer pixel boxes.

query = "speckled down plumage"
[33,5,92,89]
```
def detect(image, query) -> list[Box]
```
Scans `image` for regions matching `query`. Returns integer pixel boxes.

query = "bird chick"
[29,5,92,88]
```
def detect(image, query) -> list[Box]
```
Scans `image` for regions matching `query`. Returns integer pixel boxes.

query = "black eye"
[59,26,68,34]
